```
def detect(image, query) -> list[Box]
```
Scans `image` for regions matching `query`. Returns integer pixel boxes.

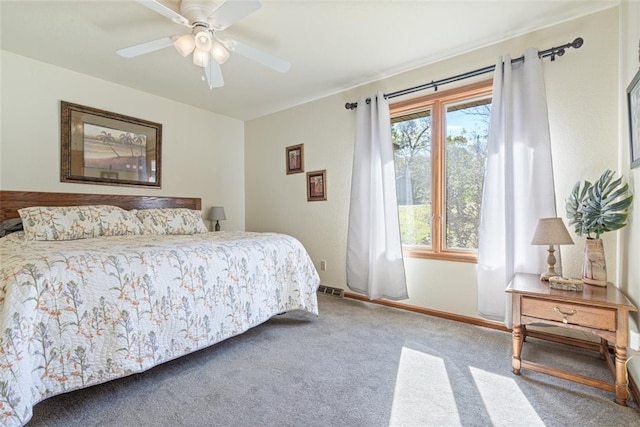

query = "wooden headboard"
[0,190,202,222]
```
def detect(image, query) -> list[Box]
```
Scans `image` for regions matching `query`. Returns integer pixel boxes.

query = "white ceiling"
[0,0,618,121]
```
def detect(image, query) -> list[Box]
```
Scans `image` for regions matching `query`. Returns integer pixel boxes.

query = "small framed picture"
[307,170,326,201]
[627,68,640,169]
[285,144,304,174]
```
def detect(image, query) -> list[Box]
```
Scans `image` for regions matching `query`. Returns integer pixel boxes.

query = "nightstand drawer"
[522,297,616,331]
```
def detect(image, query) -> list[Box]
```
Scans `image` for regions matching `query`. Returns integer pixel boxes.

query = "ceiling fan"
[116,0,291,89]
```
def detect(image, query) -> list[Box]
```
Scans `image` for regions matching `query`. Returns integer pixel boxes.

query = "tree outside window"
[391,81,492,262]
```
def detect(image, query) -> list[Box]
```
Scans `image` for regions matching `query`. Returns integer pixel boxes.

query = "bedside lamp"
[531,217,574,281]
[208,206,226,231]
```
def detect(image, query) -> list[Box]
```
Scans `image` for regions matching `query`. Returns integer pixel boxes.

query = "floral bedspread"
[0,231,320,426]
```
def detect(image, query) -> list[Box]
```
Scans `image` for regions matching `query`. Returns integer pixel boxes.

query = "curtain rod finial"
[572,37,584,49]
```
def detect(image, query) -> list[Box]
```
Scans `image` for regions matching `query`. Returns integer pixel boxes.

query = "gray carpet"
[28,294,639,427]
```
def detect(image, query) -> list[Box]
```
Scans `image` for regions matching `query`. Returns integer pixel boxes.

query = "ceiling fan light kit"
[193,27,212,51]
[117,0,290,89]
[173,34,195,57]
[192,48,210,67]
[211,40,230,64]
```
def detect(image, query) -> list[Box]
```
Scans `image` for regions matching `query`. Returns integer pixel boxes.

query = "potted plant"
[565,169,633,286]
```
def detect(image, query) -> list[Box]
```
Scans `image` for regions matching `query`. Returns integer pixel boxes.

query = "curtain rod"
[344,37,584,110]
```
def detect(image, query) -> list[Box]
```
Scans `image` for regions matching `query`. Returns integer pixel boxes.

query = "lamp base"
[540,269,560,281]
[540,245,559,281]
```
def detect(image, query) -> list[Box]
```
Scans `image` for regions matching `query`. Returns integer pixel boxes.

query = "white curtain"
[346,92,408,301]
[477,48,557,325]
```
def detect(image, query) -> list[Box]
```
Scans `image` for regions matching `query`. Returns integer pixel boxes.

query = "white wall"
[620,0,640,321]
[0,51,245,231]
[246,8,621,320]
[619,0,640,386]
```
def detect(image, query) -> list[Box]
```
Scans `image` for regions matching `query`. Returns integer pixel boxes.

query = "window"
[391,80,492,262]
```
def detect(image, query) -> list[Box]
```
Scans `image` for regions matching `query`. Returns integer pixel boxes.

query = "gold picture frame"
[61,101,162,187]
[307,169,327,201]
[286,143,304,174]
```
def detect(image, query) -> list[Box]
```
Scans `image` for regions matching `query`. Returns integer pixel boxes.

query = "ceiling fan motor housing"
[180,0,221,24]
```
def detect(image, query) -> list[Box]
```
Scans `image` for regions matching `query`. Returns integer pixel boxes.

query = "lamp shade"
[173,34,195,57]
[531,218,574,245]
[210,41,230,64]
[192,48,210,67]
[208,206,226,221]
[194,29,212,51]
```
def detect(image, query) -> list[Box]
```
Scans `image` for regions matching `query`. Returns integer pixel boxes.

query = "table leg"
[598,337,608,360]
[614,344,629,406]
[512,324,523,375]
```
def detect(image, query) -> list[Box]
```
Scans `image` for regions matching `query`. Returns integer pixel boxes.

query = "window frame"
[390,79,493,263]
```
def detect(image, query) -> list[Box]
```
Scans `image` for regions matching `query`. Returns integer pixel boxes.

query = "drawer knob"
[554,306,577,324]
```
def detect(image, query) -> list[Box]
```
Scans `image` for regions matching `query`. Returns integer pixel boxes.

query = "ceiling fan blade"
[209,0,261,30]
[225,39,291,73]
[116,36,175,58]
[136,0,190,26]
[204,57,225,88]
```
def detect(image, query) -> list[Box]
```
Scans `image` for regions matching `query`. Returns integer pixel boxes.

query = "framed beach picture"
[307,169,327,201]
[627,69,640,169]
[286,143,304,174]
[60,101,162,187]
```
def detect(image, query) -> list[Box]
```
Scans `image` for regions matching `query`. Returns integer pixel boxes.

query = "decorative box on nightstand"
[548,276,584,291]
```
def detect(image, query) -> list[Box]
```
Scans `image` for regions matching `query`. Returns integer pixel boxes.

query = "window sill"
[402,247,477,264]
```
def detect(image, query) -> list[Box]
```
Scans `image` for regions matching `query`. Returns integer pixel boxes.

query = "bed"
[0,191,320,427]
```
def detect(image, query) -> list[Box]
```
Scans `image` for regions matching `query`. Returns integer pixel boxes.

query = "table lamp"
[531,217,574,281]
[208,206,226,231]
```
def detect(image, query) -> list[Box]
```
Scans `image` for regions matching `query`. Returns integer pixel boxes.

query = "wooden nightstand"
[506,273,637,405]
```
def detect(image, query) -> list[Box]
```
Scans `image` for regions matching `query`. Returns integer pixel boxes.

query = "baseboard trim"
[343,291,639,405]
[343,291,509,333]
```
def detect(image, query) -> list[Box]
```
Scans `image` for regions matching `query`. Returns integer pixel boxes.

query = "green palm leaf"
[565,170,633,238]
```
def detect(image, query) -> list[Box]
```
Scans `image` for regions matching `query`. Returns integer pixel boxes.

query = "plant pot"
[582,238,607,286]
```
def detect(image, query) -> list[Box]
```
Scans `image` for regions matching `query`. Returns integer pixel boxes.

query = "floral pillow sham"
[19,205,143,241]
[99,206,145,236]
[134,208,208,235]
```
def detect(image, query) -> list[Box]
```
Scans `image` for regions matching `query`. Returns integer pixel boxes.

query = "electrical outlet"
[630,330,640,352]
[320,260,327,271]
